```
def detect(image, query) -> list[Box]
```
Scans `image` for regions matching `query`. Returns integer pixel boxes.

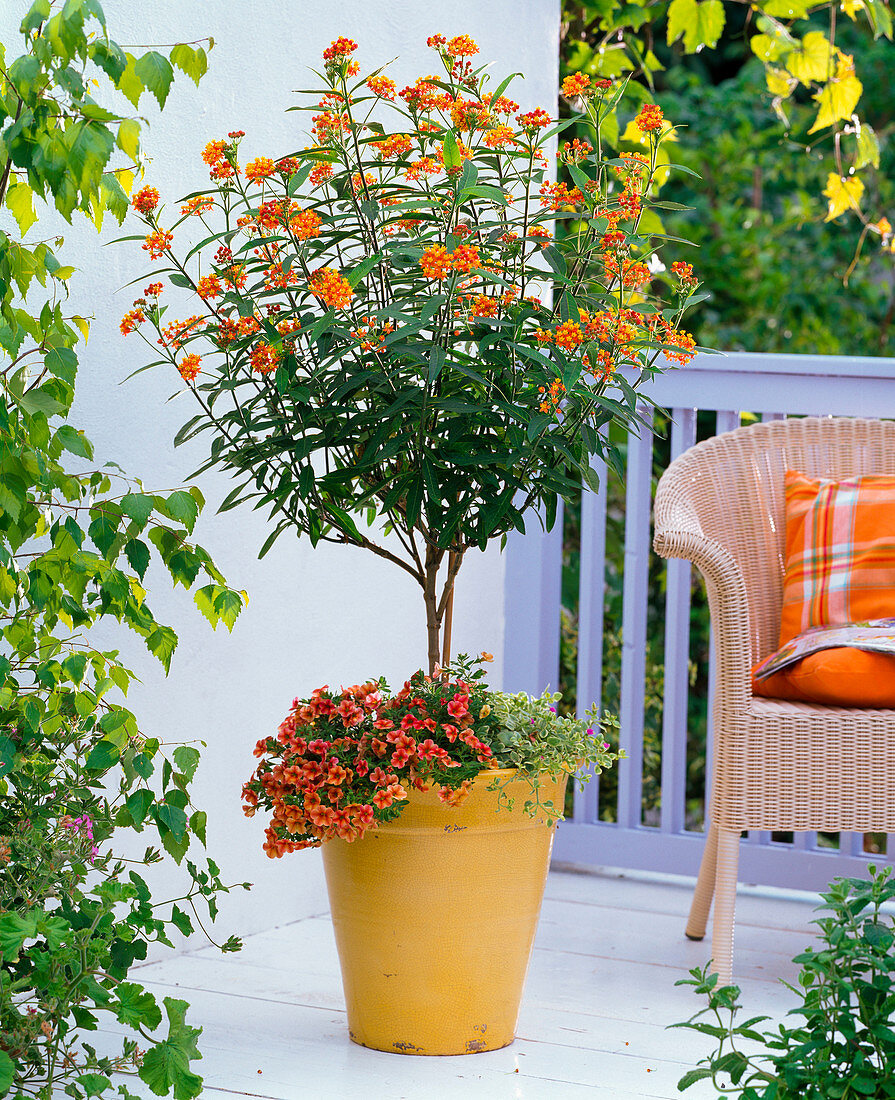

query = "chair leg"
[709,829,741,986]
[685,822,719,941]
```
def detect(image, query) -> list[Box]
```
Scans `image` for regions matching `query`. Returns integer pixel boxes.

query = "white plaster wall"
[0,0,558,946]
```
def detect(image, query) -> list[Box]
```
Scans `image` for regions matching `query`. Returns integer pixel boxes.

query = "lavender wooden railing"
[503,351,895,890]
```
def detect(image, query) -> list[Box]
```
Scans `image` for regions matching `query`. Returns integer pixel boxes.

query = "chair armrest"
[653,463,753,717]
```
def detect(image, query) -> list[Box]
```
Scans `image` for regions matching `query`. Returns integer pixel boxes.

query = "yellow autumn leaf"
[116,168,135,195]
[766,67,796,98]
[822,172,864,220]
[786,31,834,84]
[72,315,91,342]
[809,70,863,132]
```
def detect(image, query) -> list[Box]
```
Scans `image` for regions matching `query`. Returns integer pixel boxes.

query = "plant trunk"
[423,547,443,676]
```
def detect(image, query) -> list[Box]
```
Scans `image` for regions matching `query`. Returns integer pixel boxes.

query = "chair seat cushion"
[752,647,895,707]
[780,471,895,645]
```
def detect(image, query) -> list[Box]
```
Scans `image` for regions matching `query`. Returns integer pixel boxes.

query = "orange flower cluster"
[554,320,584,350]
[366,75,396,100]
[309,161,334,187]
[561,73,592,99]
[635,103,664,133]
[119,307,146,335]
[132,186,160,214]
[539,181,584,211]
[181,196,215,216]
[250,343,281,374]
[372,133,413,159]
[202,138,238,179]
[144,282,163,297]
[445,34,479,56]
[405,156,441,182]
[290,207,322,240]
[142,229,173,259]
[323,36,358,61]
[603,253,651,289]
[539,376,566,414]
[558,138,593,164]
[419,242,484,280]
[309,266,354,309]
[158,315,203,350]
[516,108,551,130]
[483,125,514,149]
[196,274,222,299]
[311,110,350,144]
[244,668,498,856]
[398,78,446,114]
[671,261,698,287]
[351,316,395,353]
[245,156,276,182]
[178,353,201,381]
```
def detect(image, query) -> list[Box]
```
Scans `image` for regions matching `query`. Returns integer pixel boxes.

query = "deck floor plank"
[89,868,825,1099]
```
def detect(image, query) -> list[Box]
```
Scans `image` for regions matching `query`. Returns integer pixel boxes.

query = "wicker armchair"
[653,416,895,983]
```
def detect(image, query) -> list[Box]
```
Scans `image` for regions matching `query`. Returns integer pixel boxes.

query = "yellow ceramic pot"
[321,767,567,1055]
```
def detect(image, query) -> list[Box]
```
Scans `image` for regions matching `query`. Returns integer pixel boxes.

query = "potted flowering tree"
[121,32,699,1054]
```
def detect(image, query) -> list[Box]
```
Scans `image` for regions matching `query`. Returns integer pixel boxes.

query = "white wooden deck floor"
[113,866,823,1099]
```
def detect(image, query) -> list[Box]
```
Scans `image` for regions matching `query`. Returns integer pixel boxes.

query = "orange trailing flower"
[142,229,173,260]
[635,103,664,133]
[177,353,201,382]
[245,156,276,182]
[309,266,354,310]
[419,245,452,280]
[132,186,160,214]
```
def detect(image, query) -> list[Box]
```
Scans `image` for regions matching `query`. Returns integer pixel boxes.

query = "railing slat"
[659,408,697,836]
[617,407,654,829]
[575,452,608,825]
[501,503,564,696]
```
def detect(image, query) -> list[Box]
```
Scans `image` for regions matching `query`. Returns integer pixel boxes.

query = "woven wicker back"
[658,416,895,667]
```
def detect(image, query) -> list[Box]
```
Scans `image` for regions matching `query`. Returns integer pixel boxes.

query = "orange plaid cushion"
[779,470,895,645]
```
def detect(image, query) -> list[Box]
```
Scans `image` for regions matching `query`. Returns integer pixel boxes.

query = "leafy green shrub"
[0,4,246,1097]
[674,866,895,1098]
